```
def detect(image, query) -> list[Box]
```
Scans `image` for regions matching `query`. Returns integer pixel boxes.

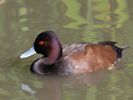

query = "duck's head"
[20,31,62,64]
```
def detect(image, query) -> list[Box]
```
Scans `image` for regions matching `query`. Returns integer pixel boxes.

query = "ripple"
[0,57,43,99]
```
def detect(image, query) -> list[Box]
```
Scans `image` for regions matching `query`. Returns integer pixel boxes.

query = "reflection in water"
[83,0,129,42]
[0,0,132,100]
[61,0,87,29]
[34,71,110,100]
[114,0,128,28]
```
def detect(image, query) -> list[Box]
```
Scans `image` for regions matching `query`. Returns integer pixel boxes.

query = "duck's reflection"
[35,71,111,100]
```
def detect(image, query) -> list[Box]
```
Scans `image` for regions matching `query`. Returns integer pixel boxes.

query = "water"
[0,0,133,100]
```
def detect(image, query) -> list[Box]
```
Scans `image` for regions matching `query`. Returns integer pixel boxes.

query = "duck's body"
[20,31,127,75]
[59,43,117,75]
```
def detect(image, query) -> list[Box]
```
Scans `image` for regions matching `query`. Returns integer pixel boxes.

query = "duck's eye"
[38,41,45,46]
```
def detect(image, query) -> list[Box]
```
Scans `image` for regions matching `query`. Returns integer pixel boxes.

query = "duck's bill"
[20,46,36,59]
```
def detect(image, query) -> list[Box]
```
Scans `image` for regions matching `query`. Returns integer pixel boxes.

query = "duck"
[20,31,127,75]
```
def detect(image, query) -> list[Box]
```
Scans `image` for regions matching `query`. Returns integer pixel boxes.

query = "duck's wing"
[62,43,87,56]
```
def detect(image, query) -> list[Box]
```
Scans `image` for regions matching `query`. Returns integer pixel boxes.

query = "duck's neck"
[36,37,62,65]
[47,37,62,64]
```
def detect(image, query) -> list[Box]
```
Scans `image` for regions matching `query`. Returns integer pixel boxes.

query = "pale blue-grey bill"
[20,46,36,59]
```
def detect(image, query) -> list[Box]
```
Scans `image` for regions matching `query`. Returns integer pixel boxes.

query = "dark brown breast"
[60,43,117,74]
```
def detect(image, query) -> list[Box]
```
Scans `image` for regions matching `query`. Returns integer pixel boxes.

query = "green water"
[0,0,133,100]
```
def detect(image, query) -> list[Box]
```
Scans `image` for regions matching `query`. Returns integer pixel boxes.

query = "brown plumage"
[63,44,117,74]
[55,43,119,75]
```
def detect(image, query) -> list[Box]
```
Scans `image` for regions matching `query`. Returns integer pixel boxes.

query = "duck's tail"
[98,41,129,59]
[113,45,129,58]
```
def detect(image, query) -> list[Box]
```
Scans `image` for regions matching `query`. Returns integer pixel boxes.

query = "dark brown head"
[20,31,62,63]
[34,31,62,58]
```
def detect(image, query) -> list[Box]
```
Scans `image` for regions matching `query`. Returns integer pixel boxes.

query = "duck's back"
[62,43,87,56]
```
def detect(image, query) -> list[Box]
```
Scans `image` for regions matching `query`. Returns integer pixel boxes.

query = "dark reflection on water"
[0,0,133,100]
[34,71,111,100]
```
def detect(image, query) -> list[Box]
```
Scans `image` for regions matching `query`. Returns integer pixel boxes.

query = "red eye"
[39,41,45,45]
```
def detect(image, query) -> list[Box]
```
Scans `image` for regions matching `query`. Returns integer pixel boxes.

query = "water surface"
[0,0,133,100]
